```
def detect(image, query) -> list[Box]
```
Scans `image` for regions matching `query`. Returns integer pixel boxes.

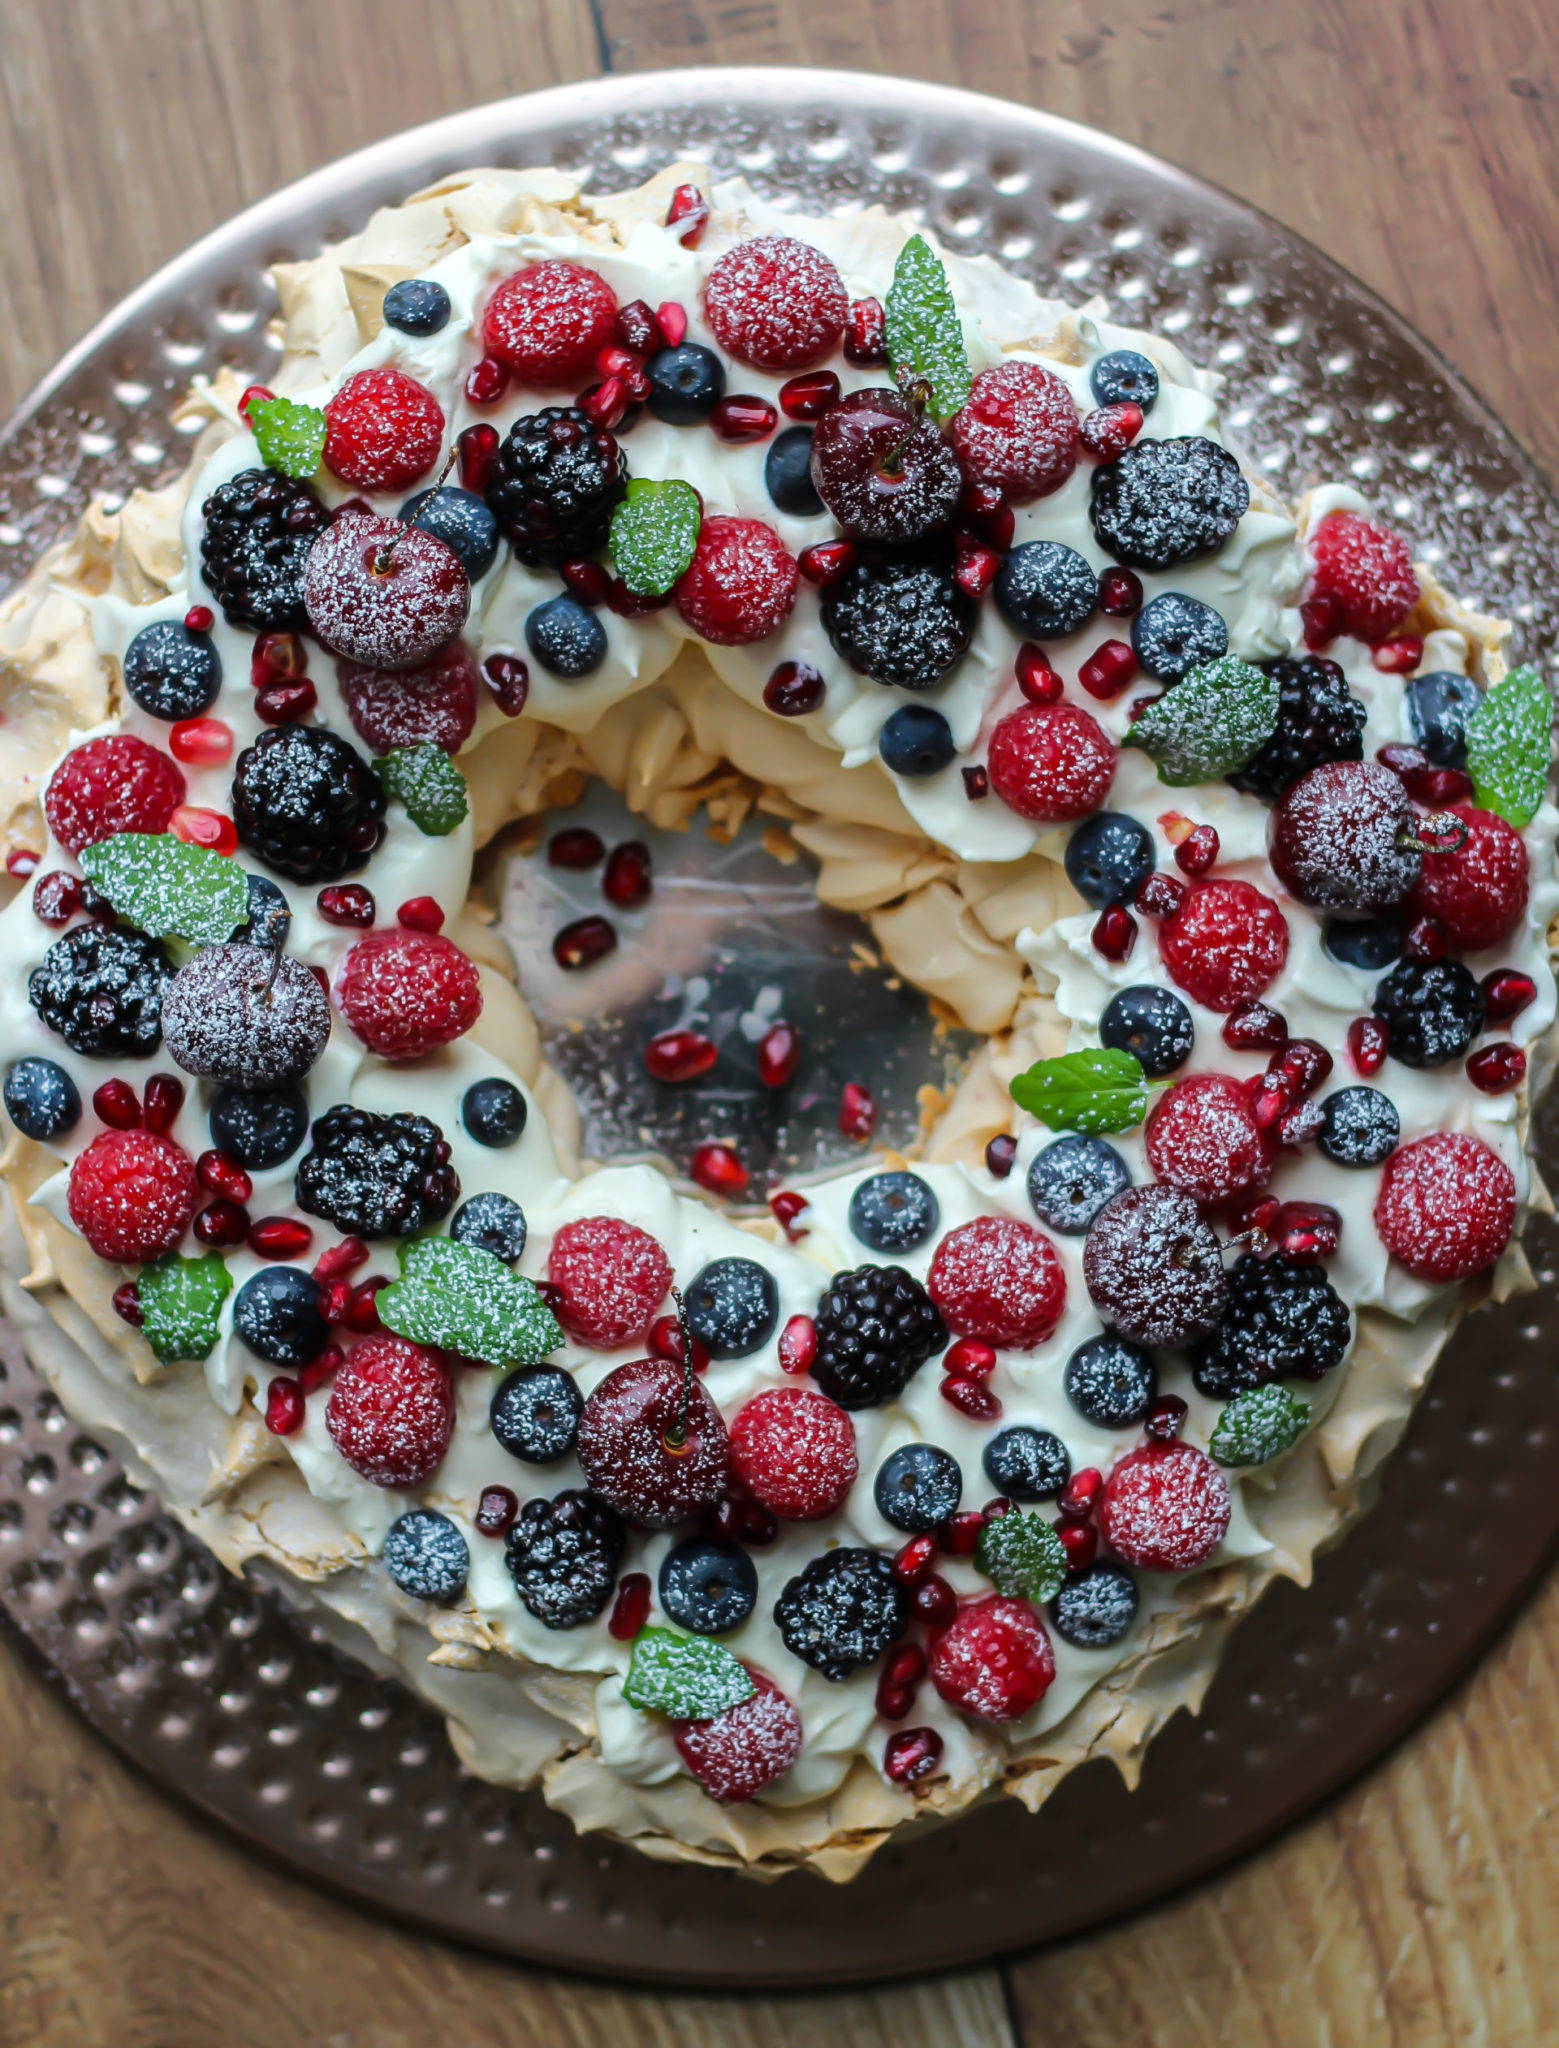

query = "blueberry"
[848,1170,939,1253]
[399,486,499,580]
[382,1509,469,1602]
[1323,915,1403,970]
[765,426,825,517]
[685,1256,779,1359]
[879,705,955,778]
[1131,592,1228,682]
[1099,984,1195,1078]
[209,1084,309,1170]
[123,619,222,722]
[526,597,608,678]
[1051,1562,1138,1648]
[658,1539,758,1635]
[233,1264,328,1367]
[234,873,292,951]
[462,1077,528,1148]
[1090,349,1159,412]
[1027,1135,1131,1235]
[490,1365,583,1463]
[645,344,726,425]
[1317,1085,1400,1167]
[451,1191,527,1263]
[994,540,1099,640]
[1064,811,1155,908]
[982,1426,1071,1502]
[382,278,452,336]
[1064,1333,1157,1428]
[3,1057,81,1142]
[1407,671,1481,768]
[873,1442,963,1533]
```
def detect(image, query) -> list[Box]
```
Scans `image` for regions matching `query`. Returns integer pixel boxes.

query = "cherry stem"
[662,1283,694,1454]
[371,445,459,574]
[260,926,286,1002]
[1174,1226,1267,1270]
[882,371,933,477]
[1400,813,1470,856]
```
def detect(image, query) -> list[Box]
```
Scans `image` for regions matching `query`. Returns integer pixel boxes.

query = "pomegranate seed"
[1377,742,1426,779]
[1371,635,1424,674]
[1057,1519,1099,1571]
[581,376,629,430]
[844,297,888,366]
[141,1074,184,1136]
[940,1510,986,1556]
[645,1029,718,1083]
[1402,916,1446,963]
[6,848,38,877]
[710,395,778,442]
[597,343,643,381]
[298,1344,342,1396]
[887,1644,928,1688]
[913,1575,958,1629]
[1482,969,1537,1024]
[666,183,709,245]
[1057,1467,1103,1518]
[1078,639,1139,700]
[1275,1037,1333,1097]
[264,1377,305,1435]
[1414,766,1475,806]
[884,1727,944,1785]
[1158,810,1195,845]
[251,632,308,686]
[1092,904,1137,962]
[797,539,856,587]
[183,604,214,635]
[875,1677,914,1722]
[941,1376,1002,1420]
[891,1536,936,1588]
[1134,872,1187,920]
[962,763,990,801]
[690,1142,749,1198]
[778,1314,817,1376]
[112,1281,142,1327]
[954,543,1002,597]
[945,1337,997,1379]
[197,1149,253,1202]
[763,661,826,716]
[1098,566,1144,617]
[1079,401,1144,460]
[1278,1098,1325,1147]
[959,481,1016,551]
[313,1237,369,1282]
[757,1022,801,1088]
[345,1277,387,1332]
[475,1485,519,1537]
[92,1078,141,1129]
[256,680,318,725]
[318,1277,355,1325]
[249,1216,315,1261]
[238,384,275,420]
[1273,1199,1342,1264]
[1144,1394,1188,1443]
[1348,1015,1389,1075]
[1250,1080,1290,1133]
[168,716,233,765]
[648,1315,710,1373]
[985,1133,1018,1179]
[608,1572,653,1641]
[170,806,237,855]
[549,827,605,869]
[1469,1043,1526,1093]
[457,421,500,494]
[839,1082,877,1142]
[557,557,612,608]
[1229,1194,1283,1245]
[1015,642,1064,704]
[553,915,617,970]
[602,841,652,909]
[779,371,841,420]
[616,301,665,355]
[656,301,688,348]
[1300,592,1344,650]
[1174,824,1219,875]
[397,895,445,933]
[1224,1001,1289,1052]
[710,1498,743,1544]
[317,884,375,928]
[607,577,671,618]
[769,1190,810,1239]
[482,652,529,717]
[741,1500,778,1546]
[195,1199,250,1248]
[466,356,509,405]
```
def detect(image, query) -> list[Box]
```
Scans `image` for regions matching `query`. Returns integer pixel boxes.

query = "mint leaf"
[380,743,468,836]
[1009,1048,1148,1135]
[1123,655,1279,786]
[975,1511,1066,1604]
[249,396,327,479]
[621,1628,755,1720]
[377,1236,562,1367]
[610,478,701,597]
[137,1253,232,1363]
[885,234,972,422]
[1210,1384,1309,1467]
[80,832,251,946]
[1466,662,1551,828]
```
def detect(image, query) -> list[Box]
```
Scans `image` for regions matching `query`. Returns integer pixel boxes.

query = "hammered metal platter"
[1,69,1557,1988]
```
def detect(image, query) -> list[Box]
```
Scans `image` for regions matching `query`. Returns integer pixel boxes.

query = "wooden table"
[3,4,1558,2041]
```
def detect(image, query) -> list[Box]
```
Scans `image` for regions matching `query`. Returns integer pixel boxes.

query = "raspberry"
[67,1129,197,1263]
[324,1334,454,1488]
[949,361,1080,502]
[1309,510,1419,640]
[986,704,1116,824]
[339,642,479,756]
[928,1595,1055,1722]
[44,736,185,854]
[482,261,619,385]
[729,1389,858,1521]
[1145,1073,1273,1207]
[1405,804,1529,951]
[673,1669,803,1803]
[1100,1441,1230,1572]
[927,1216,1065,1349]
[674,516,798,646]
[546,1216,672,1347]
[1374,1131,1517,1281]
[324,368,445,493]
[702,235,847,371]
[335,930,482,1062]
[1158,879,1289,1012]
[575,1356,729,1527]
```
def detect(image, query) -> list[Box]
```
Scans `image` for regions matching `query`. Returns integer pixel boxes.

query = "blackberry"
[1226,656,1366,801]
[1099,983,1195,1078]
[1027,1135,1131,1235]
[982,1425,1070,1503]
[773,1547,909,1680]
[811,1264,947,1411]
[821,554,975,691]
[1191,1256,1351,1397]
[485,406,628,568]
[199,467,329,632]
[294,1105,459,1239]
[383,1509,469,1603]
[848,1170,939,1253]
[874,1443,962,1533]
[1372,959,1485,1068]
[684,1257,779,1360]
[1051,1564,1138,1649]
[504,1488,625,1628]
[1131,592,1227,682]
[658,1539,758,1635]
[1089,436,1250,572]
[29,924,172,1058]
[491,1365,583,1464]
[231,724,385,884]
[1317,1085,1400,1167]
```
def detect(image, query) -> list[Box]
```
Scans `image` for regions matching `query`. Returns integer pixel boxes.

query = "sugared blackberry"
[485,406,628,568]
[773,1547,909,1680]
[811,1264,948,1410]
[199,467,329,632]
[294,1105,459,1238]
[1191,1256,1351,1398]
[1372,959,1486,1068]
[821,554,975,691]
[1089,436,1250,572]
[504,1488,625,1628]
[231,724,385,883]
[1226,656,1366,801]
[28,924,172,1058]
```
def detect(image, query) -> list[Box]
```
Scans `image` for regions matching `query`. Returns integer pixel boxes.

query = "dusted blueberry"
[451,1191,527,1263]
[3,1057,81,1143]
[685,1256,779,1359]
[879,705,955,778]
[765,426,825,517]
[209,1083,309,1170]
[1323,915,1403,970]
[982,1425,1071,1503]
[1090,349,1159,411]
[1027,1135,1131,1235]
[490,1365,583,1464]
[526,596,608,678]
[658,1539,758,1635]
[123,618,222,721]
[849,1170,939,1253]
[234,873,292,951]
[1100,984,1195,1078]
[1373,959,1485,1068]
[873,1442,962,1533]
[1407,670,1481,767]
[233,1264,328,1367]
[383,1509,469,1602]
[994,540,1098,640]
[1052,1562,1139,1648]
[1064,1333,1157,1428]
[645,343,726,425]
[1065,811,1155,908]
[1318,1085,1400,1167]
[461,1077,528,1148]
[1131,592,1228,681]
[382,277,452,336]
[399,486,500,580]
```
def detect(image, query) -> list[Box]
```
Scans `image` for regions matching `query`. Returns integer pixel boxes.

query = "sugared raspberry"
[45,736,185,854]
[673,1668,803,1802]
[702,235,848,371]
[67,1129,197,1263]
[1157,879,1289,1012]
[1308,510,1419,640]
[674,516,798,645]
[576,1356,729,1527]
[927,1216,1065,1349]
[729,1388,858,1522]
[1099,1441,1230,1571]
[1405,804,1529,951]
[1374,1131,1517,1282]
[324,368,444,493]
[339,642,479,756]
[986,704,1116,824]
[335,930,482,1061]
[546,1216,672,1347]
[482,261,619,385]
[1145,1073,1273,1207]
[949,361,1080,503]
[324,1334,454,1488]
[928,1595,1055,1722]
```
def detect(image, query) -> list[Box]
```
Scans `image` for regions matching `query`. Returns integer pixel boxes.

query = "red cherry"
[576,1356,730,1528]
[302,513,469,672]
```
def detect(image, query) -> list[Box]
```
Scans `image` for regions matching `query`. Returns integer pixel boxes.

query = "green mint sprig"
[885,234,972,422]
[1123,655,1279,786]
[621,1628,754,1720]
[1466,662,1552,829]
[975,1511,1067,1605]
[248,396,327,479]
[137,1253,232,1363]
[1209,1384,1310,1467]
[1009,1048,1148,1136]
[609,478,701,596]
[380,743,468,836]
[377,1236,562,1367]
[80,833,251,946]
